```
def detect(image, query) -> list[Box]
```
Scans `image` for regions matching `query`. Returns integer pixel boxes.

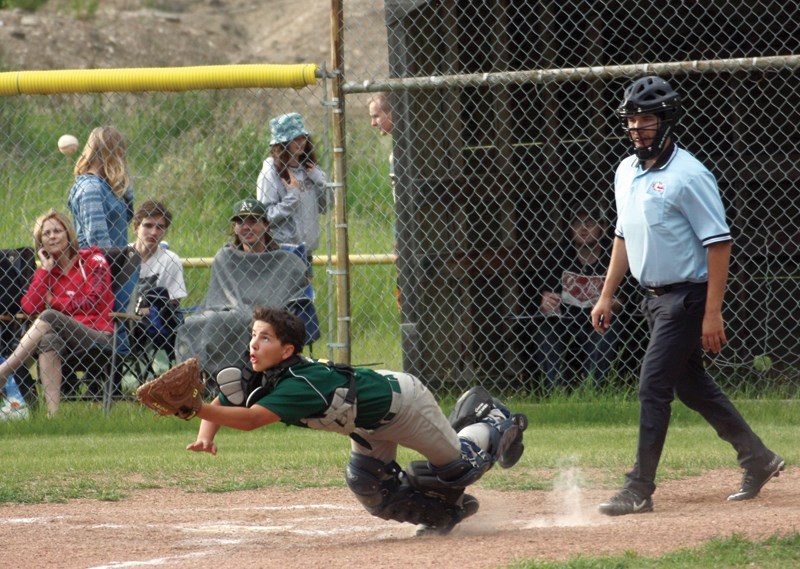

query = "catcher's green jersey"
[224,360,395,429]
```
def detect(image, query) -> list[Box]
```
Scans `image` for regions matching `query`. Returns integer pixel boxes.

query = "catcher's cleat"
[598,489,653,516]
[497,413,527,469]
[727,454,785,501]
[415,494,479,537]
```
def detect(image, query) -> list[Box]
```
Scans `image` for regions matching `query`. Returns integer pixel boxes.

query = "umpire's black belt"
[641,281,700,297]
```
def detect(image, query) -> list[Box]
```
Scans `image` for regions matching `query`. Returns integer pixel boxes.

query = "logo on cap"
[231,199,267,221]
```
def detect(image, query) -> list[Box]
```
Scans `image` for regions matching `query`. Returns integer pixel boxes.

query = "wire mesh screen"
[1,0,799,417]
[0,86,342,412]
[342,0,800,398]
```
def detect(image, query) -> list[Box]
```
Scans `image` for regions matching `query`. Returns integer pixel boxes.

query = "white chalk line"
[1,516,63,524]
[86,550,213,569]
[182,503,358,513]
[1,503,389,568]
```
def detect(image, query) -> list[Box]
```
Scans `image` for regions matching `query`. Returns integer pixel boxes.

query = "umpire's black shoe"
[727,454,785,501]
[598,489,653,516]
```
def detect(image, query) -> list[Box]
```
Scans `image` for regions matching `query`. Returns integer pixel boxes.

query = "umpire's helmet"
[617,76,681,160]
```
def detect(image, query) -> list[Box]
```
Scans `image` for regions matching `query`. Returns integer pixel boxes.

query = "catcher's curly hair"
[252,306,305,356]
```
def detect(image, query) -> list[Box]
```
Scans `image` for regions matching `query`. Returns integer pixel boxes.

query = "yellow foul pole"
[0,64,317,96]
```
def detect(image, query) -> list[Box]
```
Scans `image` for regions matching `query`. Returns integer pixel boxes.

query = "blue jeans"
[536,311,619,393]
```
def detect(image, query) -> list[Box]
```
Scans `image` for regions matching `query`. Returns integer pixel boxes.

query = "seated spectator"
[523,205,628,393]
[174,200,308,380]
[130,200,187,362]
[0,210,114,416]
[229,198,280,254]
[0,247,36,405]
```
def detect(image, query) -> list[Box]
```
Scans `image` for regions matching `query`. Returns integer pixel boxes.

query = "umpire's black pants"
[624,283,773,497]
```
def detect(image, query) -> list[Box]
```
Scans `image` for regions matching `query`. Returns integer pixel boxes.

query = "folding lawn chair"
[62,246,141,413]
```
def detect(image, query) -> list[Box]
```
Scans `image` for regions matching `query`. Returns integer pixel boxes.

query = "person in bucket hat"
[269,112,310,146]
[256,113,329,276]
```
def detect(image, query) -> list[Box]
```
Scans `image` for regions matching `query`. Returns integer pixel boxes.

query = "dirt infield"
[1,468,796,569]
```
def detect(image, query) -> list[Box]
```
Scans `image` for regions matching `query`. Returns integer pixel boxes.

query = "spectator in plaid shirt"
[68,126,134,249]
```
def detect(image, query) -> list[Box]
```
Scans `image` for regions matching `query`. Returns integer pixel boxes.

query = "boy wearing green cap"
[229,198,278,253]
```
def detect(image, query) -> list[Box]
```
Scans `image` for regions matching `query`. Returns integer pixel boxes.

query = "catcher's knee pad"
[345,453,465,528]
[346,453,402,510]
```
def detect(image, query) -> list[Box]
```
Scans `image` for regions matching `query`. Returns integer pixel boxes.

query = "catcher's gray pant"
[349,371,462,468]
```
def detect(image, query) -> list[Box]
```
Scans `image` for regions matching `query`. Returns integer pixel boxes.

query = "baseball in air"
[58,134,80,155]
[752,354,773,372]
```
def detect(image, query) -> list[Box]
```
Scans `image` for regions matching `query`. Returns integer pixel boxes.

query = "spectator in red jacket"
[0,209,113,416]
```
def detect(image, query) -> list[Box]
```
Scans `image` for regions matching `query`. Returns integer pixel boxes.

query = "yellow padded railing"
[181,253,397,269]
[0,63,318,96]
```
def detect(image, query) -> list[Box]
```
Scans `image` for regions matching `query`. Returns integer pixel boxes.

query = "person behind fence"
[174,200,308,381]
[367,92,396,188]
[130,200,187,360]
[223,200,317,343]
[187,306,528,536]
[367,92,403,308]
[368,92,394,137]
[67,126,134,249]
[524,204,626,393]
[228,198,279,254]
[590,76,784,516]
[0,210,113,416]
[256,112,329,275]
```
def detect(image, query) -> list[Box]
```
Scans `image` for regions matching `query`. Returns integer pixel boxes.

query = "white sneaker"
[0,398,30,421]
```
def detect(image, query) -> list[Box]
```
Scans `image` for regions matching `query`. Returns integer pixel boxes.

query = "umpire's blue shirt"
[614,144,732,287]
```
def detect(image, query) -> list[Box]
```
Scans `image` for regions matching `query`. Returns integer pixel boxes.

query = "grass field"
[1,396,797,567]
[508,534,800,569]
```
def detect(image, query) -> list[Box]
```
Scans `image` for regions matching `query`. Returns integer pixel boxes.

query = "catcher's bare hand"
[136,358,204,420]
[187,439,217,455]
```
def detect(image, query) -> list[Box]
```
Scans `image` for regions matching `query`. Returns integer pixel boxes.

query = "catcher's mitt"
[136,358,204,420]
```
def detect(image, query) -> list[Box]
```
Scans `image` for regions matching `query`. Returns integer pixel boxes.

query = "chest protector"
[217,357,359,435]
[299,361,358,434]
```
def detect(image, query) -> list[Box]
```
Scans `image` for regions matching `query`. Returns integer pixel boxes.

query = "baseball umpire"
[148,306,527,536]
[590,76,784,516]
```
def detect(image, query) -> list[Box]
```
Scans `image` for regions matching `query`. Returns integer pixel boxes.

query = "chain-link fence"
[0,1,798,416]
[0,70,355,413]
[341,0,800,398]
